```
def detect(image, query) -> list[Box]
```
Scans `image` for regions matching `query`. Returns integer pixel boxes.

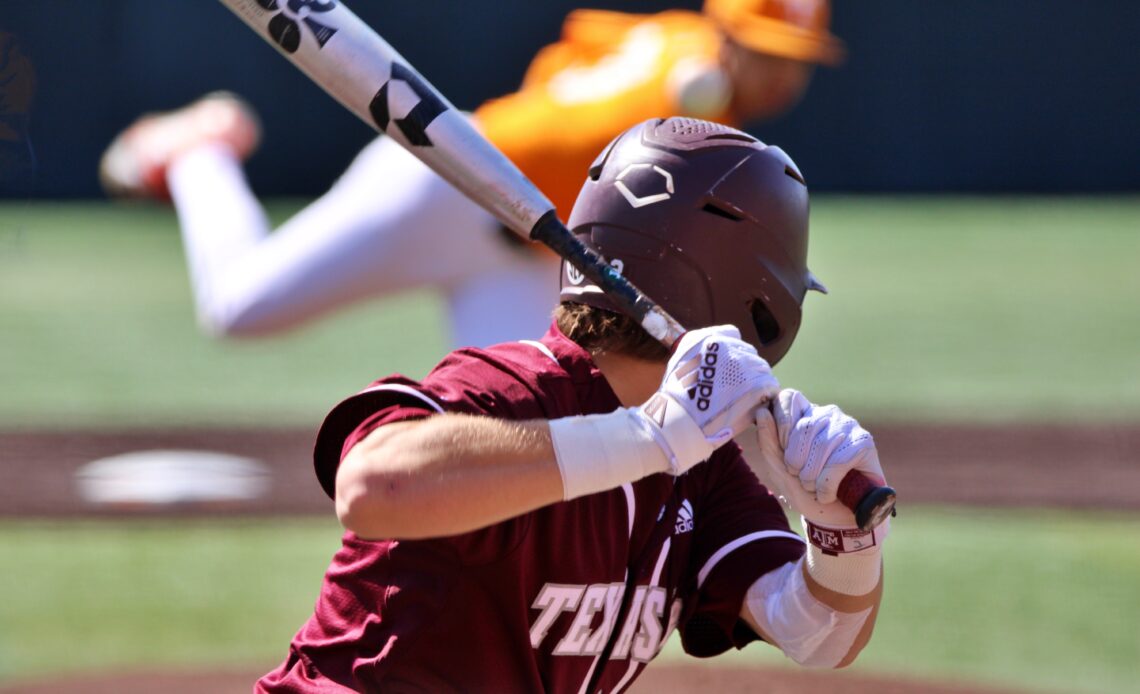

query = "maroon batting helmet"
[560,117,826,365]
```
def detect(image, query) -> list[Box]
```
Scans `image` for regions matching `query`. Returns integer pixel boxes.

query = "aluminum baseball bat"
[217,0,683,347]
[217,0,895,530]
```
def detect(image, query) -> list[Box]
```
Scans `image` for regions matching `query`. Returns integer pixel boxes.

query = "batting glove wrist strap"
[549,409,671,501]
[634,393,718,475]
[803,516,889,596]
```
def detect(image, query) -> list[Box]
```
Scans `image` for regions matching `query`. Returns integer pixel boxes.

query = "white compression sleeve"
[744,559,872,668]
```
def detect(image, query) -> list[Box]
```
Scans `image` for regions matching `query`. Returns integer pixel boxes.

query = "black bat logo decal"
[369,63,448,147]
[256,0,338,53]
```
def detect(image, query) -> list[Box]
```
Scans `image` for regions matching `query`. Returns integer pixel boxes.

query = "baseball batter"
[256,118,889,692]
[98,0,844,348]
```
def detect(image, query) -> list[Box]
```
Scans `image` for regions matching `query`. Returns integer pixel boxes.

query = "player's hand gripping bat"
[217,0,896,530]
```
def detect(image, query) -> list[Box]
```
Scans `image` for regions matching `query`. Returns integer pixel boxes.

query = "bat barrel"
[217,0,555,237]
[218,0,688,350]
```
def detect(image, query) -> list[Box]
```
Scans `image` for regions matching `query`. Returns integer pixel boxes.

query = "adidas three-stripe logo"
[675,499,694,535]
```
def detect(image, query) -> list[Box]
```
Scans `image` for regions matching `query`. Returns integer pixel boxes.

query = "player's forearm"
[336,326,775,540]
[336,402,672,540]
[335,414,564,540]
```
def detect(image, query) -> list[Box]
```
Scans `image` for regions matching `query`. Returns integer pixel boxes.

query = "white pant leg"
[166,135,556,347]
[446,247,560,348]
[166,142,273,334]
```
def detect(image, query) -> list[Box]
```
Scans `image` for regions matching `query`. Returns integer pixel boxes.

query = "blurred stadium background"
[1,1,1138,693]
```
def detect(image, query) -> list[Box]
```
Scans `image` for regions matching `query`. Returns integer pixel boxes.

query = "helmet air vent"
[701,202,744,221]
[705,132,759,144]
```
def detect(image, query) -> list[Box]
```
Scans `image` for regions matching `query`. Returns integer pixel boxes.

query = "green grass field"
[2,509,1137,693]
[1,197,1138,691]
[677,507,1140,694]
[0,200,448,428]
[1,196,1138,426]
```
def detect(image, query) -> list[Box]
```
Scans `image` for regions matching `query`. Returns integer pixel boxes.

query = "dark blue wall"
[2,1,1137,196]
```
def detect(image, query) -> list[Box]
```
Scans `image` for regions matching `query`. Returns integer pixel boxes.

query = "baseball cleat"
[99,91,261,199]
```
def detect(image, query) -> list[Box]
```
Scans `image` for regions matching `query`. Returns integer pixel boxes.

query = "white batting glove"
[549,326,778,501]
[637,325,780,475]
[769,389,886,508]
[755,390,890,595]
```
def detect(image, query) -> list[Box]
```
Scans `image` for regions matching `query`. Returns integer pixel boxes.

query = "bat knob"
[854,485,897,530]
[838,471,897,531]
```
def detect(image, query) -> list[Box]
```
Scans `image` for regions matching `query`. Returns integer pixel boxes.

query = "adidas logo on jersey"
[674,499,694,535]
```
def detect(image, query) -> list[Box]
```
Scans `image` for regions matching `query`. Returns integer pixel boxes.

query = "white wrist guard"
[549,409,670,501]
[803,516,889,596]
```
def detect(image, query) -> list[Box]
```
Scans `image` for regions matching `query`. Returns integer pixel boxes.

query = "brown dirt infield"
[0,662,1033,694]
[4,422,1138,518]
[1,422,1136,693]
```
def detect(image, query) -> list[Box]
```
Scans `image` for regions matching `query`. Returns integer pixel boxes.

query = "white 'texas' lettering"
[555,584,610,655]
[532,582,683,662]
[530,584,585,649]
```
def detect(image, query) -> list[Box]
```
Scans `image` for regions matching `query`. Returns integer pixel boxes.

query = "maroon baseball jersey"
[258,323,804,693]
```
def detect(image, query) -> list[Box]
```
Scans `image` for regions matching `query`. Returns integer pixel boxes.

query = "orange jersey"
[473,10,734,218]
